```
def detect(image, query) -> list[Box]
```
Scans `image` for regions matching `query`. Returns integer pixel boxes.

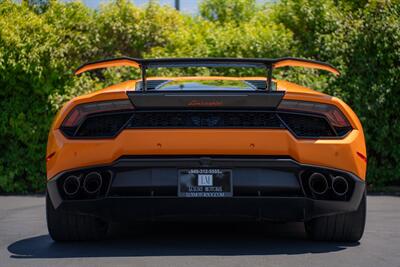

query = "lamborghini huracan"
[46,58,367,242]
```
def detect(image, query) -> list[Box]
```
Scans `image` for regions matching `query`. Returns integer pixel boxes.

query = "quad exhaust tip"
[63,175,80,196]
[83,172,103,194]
[308,172,328,195]
[332,176,349,196]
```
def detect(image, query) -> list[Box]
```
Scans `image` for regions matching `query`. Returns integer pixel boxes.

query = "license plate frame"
[178,169,233,197]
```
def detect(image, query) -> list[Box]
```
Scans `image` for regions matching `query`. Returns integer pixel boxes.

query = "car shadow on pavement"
[8,222,359,259]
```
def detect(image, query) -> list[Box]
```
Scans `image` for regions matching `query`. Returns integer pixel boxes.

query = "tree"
[199,0,257,24]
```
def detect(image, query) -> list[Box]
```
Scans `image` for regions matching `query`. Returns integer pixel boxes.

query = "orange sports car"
[46,58,367,242]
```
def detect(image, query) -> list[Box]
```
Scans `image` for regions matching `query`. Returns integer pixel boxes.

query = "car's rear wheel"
[305,191,366,242]
[46,192,108,241]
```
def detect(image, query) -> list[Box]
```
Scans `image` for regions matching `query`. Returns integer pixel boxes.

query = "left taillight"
[60,100,134,138]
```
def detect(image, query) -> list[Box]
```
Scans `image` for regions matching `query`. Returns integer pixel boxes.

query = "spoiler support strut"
[141,64,147,92]
[266,65,273,92]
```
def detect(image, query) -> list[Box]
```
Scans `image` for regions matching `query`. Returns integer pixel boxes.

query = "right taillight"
[278,100,352,137]
[60,100,134,138]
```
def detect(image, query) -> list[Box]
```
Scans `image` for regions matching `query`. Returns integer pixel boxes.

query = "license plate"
[178,169,232,197]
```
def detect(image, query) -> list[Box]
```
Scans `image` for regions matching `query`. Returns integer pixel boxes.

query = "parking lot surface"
[0,195,399,267]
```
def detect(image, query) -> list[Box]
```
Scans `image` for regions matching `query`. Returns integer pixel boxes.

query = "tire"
[305,191,366,242]
[46,192,108,241]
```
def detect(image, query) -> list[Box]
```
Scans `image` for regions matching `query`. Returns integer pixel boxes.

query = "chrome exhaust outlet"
[332,176,349,196]
[83,172,103,194]
[63,175,80,196]
[308,172,328,195]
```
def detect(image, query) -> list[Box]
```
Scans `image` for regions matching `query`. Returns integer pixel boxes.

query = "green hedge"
[0,0,398,192]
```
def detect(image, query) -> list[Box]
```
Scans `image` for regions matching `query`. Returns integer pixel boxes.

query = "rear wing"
[75,57,340,91]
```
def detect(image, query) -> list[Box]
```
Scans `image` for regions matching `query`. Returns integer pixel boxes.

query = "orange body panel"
[46,77,367,181]
[273,60,340,76]
[75,59,140,75]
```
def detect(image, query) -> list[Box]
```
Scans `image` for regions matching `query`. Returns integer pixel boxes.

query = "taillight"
[278,100,352,137]
[61,100,134,138]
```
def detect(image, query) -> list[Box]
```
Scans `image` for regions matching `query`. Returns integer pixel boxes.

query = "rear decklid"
[126,90,285,109]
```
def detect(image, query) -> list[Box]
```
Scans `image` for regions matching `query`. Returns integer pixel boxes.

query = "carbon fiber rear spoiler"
[75,57,340,91]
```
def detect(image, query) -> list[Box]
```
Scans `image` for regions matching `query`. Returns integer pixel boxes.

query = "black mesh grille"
[278,113,335,137]
[127,111,284,128]
[75,112,133,137]
[334,126,352,136]
[60,110,348,138]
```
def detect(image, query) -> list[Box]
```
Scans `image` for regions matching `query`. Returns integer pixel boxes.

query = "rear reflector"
[357,152,367,163]
[46,152,56,162]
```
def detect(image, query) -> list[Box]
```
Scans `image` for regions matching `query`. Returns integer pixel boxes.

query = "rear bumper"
[47,157,365,223]
[47,129,367,180]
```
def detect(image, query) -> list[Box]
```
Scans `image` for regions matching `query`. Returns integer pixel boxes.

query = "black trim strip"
[60,109,351,140]
[127,91,285,109]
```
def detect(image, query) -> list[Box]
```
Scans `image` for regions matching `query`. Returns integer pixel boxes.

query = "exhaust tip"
[83,172,103,194]
[63,175,80,196]
[332,176,349,196]
[308,172,328,195]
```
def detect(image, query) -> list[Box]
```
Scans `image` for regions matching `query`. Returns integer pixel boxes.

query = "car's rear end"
[46,58,367,242]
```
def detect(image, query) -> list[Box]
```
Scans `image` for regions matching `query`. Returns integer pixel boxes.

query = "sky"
[76,0,201,13]
[77,0,267,13]
[134,0,199,14]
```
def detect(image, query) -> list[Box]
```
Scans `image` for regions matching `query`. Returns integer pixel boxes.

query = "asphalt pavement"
[0,195,399,267]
